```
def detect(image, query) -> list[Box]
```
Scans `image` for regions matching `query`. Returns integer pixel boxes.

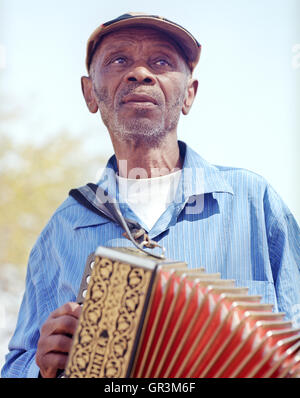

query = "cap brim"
[86,15,201,72]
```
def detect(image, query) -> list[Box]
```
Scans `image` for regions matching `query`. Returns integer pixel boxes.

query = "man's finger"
[41,314,79,337]
[39,334,73,356]
[38,352,69,378]
[50,302,82,320]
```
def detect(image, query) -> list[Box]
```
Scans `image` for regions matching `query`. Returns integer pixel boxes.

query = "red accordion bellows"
[131,267,300,378]
[65,247,300,378]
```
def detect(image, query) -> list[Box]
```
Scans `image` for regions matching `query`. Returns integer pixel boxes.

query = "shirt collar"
[98,140,234,196]
[177,141,234,197]
[73,141,234,229]
[73,206,110,230]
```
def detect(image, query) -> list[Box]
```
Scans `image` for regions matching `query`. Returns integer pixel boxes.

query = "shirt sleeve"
[264,184,300,327]
[1,248,40,377]
[1,221,59,378]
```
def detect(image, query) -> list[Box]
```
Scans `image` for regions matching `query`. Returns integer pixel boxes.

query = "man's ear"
[182,78,198,115]
[81,76,99,113]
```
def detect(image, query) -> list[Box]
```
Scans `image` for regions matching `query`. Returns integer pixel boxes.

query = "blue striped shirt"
[2,141,300,378]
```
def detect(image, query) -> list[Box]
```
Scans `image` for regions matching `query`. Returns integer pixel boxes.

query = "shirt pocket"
[234,279,278,312]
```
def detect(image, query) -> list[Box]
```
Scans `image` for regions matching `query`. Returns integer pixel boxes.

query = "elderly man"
[2,13,300,378]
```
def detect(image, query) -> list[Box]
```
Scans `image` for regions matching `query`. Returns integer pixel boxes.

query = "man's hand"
[36,302,82,378]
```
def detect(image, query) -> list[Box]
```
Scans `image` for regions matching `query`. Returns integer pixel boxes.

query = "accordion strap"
[69,183,165,259]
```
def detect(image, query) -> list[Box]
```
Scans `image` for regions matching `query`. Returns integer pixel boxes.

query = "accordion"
[64,246,300,378]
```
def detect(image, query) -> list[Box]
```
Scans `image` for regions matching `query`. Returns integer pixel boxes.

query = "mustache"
[116,83,164,106]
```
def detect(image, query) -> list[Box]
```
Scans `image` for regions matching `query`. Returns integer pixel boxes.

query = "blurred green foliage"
[0,129,105,268]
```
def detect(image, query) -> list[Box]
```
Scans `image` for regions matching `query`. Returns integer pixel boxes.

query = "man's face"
[83,27,197,146]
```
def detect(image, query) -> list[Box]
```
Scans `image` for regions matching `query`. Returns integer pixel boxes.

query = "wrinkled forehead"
[92,26,189,65]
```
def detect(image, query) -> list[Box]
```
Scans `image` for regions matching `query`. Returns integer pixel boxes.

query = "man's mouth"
[121,93,158,106]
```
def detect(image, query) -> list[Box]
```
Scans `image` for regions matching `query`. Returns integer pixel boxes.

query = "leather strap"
[69,183,165,259]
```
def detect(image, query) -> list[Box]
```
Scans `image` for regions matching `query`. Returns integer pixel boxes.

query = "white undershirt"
[117,169,182,231]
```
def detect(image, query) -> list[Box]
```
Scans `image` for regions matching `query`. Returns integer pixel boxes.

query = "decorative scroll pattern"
[65,255,153,378]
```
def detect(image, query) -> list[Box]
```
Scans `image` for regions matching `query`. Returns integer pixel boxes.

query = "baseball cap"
[86,12,201,72]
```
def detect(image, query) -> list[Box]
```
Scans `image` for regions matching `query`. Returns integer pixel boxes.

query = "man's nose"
[125,66,156,85]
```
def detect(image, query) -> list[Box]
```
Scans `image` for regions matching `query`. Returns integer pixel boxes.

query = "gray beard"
[95,85,183,147]
[108,112,180,147]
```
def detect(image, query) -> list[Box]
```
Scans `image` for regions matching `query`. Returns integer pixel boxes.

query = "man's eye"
[112,57,126,64]
[155,59,170,66]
